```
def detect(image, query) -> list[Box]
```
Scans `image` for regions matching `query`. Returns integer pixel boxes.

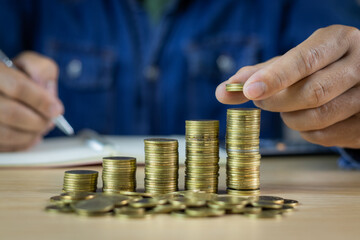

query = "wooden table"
[1,155,360,240]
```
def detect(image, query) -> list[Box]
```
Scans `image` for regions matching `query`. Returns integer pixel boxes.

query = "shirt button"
[66,59,82,79]
[216,54,235,74]
[144,65,160,82]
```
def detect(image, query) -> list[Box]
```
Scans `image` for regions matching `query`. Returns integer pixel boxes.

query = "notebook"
[0,135,227,167]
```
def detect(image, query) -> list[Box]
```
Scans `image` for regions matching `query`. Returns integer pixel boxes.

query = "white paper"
[0,135,226,167]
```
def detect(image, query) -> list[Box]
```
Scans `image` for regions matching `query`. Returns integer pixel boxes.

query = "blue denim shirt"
[0,0,359,167]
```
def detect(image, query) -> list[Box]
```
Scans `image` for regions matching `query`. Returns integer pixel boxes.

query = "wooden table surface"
[1,155,360,240]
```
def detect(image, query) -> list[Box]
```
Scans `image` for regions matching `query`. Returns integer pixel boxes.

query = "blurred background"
[1,0,359,155]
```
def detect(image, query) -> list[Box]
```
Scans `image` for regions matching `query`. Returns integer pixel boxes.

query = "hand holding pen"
[0,50,74,152]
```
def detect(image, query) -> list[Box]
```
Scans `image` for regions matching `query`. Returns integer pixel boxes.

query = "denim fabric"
[0,0,359,146]
[338,148,360,170]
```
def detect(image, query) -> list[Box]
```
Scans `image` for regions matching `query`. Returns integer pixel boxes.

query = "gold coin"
[144,138,178,144]
[103,156,136,161]
[227,188,260,196]
[45,205,73,213]
[60,192,96,203]
[149,204,185,214]
[283,199,299,207]
[171,210,188,218]
[49,195,63,203]
[115,207,151,219]
[117,191,156,198]
[226,83,244,91]
[281,205,295,213]
[185,207,225,217]
[211,195,249,206]
[130,198,161,208]
[252,201,283,209]
[73,197,114,215]
[229,204,247,214]
[64,170,98,176]
[101,193,132,206]
[258,196,284,204]
[170,196,206,207]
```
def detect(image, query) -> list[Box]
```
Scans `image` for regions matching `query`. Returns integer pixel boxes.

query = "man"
[0,0,359,167]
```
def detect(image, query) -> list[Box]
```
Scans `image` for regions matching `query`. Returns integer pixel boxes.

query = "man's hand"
[216,25,360,149]
[0,51,63,151]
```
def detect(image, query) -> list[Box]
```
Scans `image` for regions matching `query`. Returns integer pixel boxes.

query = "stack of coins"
[185,120,220,193]
[226,108,261,196]
[63,170,98,193]
[226,83,244,91]
[102,156,137,193]
[144,138,179,194]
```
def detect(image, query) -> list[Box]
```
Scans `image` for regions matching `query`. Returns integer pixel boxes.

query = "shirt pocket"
[185,34,261,84]
[44,39,117,91]
[184,34,262,120]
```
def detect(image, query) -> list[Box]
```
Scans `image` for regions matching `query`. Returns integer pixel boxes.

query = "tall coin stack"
[102,156,137,193]
[226,108,261,196]
[185,120,220,193]
[63,170,98,193]
[144,138,179,194]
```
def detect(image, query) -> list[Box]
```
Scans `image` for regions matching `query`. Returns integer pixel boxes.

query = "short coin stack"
[144,138,179,194]
[226,108,261,196]
[63,170,98,193]
[185,120,220,193]
[102,156,137,193]
[226,83,244,91]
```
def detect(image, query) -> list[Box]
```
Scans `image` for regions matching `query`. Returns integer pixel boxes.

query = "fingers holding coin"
[215,25,360,148]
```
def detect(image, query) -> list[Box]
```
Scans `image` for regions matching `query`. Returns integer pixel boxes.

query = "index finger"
[243,25,354,100]
[216,57,279,105]
[0,64,63,119]
[13,51,59,96]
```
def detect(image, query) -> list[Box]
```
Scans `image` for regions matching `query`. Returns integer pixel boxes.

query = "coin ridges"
[144,138,179,194]
[226,108,261,196]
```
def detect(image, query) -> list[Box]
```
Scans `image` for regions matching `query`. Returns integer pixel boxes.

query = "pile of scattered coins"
[46,190,298,219]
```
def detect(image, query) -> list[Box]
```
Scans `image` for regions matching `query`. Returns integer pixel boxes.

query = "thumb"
[13,51,59,96]
[216,56,280,105]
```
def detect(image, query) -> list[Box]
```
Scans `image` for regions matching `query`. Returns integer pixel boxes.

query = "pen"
[0,50,74,135]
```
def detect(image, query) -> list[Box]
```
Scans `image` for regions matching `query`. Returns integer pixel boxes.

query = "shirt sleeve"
[337,148,360,170]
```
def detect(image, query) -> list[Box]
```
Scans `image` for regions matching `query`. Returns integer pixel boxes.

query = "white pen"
[0,50,74,135]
